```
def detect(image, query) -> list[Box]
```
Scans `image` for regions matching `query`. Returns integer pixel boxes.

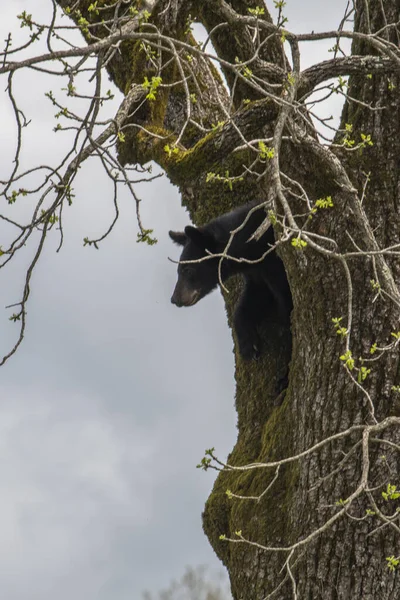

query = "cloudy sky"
[0,2,347,598]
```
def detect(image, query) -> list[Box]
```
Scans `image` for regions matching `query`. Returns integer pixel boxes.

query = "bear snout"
[171,286,200,307]
[171,294,183,307]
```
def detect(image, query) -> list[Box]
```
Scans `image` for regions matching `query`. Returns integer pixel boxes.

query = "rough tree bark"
[7,0,400,597]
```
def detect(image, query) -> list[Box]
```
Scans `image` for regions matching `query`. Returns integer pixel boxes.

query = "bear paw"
[238,336,261,361]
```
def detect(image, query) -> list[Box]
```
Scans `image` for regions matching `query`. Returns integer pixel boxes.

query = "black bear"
[169,202,292,360]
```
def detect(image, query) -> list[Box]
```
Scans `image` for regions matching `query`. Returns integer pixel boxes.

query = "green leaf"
[382,483,400,501]
[258,141,275,160]
[339,350,354,370]
[142,76,162,101]
[315,196,334,209]
[386,556,400,572]
[136,228,157,246]
[291,237,307,249]
[248,7,265,16]
[357,366,371,384]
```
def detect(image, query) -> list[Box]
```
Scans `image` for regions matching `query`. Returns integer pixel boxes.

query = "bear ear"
[169,230,187,246]
[184,226,216,252]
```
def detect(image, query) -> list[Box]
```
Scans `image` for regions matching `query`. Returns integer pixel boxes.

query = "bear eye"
[182,265,196,277]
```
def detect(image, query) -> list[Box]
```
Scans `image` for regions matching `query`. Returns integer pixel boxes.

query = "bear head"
[169,226,220,307]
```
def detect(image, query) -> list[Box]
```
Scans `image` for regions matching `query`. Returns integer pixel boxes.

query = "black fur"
[169,203,292,360]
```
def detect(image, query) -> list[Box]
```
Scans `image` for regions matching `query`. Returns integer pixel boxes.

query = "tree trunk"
[57,1,400,597]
